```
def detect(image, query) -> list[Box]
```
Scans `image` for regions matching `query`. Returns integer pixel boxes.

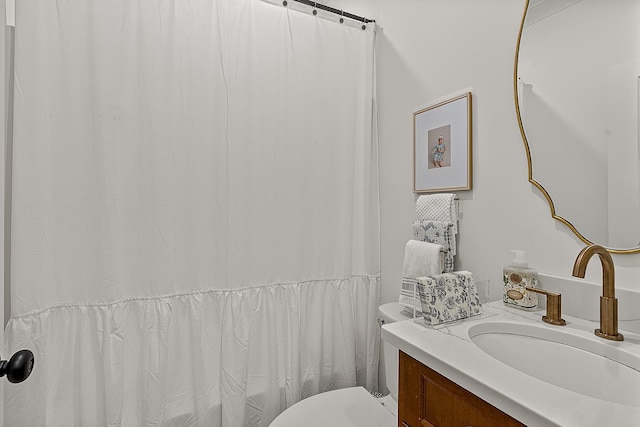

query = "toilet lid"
[269,386,396,427]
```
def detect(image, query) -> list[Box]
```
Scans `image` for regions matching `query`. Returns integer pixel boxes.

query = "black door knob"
[0,350,35,383]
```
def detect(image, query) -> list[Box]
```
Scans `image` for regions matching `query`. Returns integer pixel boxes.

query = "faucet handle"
[525,287,566,326]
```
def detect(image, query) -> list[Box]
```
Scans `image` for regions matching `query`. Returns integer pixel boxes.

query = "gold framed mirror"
[514,0,640,254]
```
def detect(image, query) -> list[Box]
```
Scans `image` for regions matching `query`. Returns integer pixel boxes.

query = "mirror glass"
[516,0,640,252]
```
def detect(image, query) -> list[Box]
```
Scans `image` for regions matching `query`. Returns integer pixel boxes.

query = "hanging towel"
[412,220,455,272]
[416,193,459,235]
[399,240,444,315]
[402,240,444,278]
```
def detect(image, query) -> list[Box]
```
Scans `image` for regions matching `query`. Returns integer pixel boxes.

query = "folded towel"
[399,277,422,316]
[402,240,444,278]
[400,240,444,316]
[411,220,455,272]
[416,193,459,235]
[416,271,482,325]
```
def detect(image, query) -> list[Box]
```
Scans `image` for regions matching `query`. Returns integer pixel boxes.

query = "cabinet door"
[398,351,525,427]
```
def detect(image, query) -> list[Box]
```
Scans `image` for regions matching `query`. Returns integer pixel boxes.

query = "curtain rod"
[283,0,375,24]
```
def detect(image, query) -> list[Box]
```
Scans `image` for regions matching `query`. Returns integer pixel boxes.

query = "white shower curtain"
[4,0,379,426]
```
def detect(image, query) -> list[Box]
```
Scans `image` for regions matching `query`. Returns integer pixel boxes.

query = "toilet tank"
[378,302,411,398]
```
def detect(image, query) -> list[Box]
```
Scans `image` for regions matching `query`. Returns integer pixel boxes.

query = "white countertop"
[382,301,640,427]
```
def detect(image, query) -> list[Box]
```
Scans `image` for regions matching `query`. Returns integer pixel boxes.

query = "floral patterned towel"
[417,271,482,326]
[411,220,455,272]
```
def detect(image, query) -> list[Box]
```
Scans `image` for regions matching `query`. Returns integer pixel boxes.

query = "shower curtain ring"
[339,10,344,24]
[282,0,287,6]
[312,2,317,15]
[361,16,366,30]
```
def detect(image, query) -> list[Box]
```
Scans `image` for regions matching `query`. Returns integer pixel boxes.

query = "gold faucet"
[572,244,624,341]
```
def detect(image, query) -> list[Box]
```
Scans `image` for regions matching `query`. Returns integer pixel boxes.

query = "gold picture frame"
[413,92,472,193]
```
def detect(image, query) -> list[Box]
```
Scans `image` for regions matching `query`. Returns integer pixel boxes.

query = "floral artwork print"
[427,124,451,169]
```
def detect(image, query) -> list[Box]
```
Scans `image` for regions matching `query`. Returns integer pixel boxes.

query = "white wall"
[328,0,640,303]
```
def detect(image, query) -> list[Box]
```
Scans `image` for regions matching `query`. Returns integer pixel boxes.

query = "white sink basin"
[468,322,640,407]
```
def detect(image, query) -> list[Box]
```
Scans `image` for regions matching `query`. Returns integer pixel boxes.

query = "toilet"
[269,302,410,427]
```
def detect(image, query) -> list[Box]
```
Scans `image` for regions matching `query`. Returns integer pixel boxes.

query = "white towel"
[399,240,445,316]
[399,277,423,315]
[411,220,455,272]
[416,193,459,235]
[402,240,444,279]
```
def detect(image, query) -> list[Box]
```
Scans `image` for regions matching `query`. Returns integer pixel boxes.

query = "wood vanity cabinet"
[398,351,526,427]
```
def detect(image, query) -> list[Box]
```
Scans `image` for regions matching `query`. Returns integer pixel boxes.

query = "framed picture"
[413,92,472,193]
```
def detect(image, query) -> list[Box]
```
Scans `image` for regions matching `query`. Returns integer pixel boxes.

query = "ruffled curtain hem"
[5,276,380,427]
